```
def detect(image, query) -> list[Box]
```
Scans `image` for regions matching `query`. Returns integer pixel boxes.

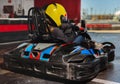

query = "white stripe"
[88,30,120,33]
[0,69,10,75]
[0,40,29,45]
[112,24,120,27]
[92,78,120,84]
[0,18,27,20]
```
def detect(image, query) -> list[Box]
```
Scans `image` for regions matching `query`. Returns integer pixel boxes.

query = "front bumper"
[3,53,100,82]
[66,59,100,81]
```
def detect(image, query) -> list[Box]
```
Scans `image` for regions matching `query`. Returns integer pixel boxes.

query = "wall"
[0,0,34,17]
[22,0,34,15]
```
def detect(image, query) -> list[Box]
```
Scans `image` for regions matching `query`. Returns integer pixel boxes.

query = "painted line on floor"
[88,30,120,33]
[0,40,29,45]
[92,78,120,84]
[0,69,10,75]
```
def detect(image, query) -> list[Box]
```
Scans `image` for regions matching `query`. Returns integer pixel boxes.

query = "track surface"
[0,32,120,84]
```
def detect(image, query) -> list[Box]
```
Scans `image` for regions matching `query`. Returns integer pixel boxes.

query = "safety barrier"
[0,24,28,32]
[86,24,112,29]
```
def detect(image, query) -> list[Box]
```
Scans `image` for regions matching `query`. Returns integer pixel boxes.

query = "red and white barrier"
[87,24,112,29]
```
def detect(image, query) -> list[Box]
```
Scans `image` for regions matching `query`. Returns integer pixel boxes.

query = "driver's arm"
[49,26,70,42]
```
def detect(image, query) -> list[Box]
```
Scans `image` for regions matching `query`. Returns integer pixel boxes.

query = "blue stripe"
[89,49,95,54]
[40,46,54,61]
[81,49,92,55]
[81,48,95,55]
[71,46,81,53]
[22,44,34,58]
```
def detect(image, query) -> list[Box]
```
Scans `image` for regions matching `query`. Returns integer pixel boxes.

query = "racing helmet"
[45,3,67,27]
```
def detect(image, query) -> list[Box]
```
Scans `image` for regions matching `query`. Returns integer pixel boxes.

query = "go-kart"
[3,7,115,82]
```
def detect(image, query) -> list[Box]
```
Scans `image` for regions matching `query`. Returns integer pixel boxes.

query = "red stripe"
[86,24,112,28]
[0,24,28,32]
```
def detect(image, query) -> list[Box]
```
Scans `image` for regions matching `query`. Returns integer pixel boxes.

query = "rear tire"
[108,51,115,62]
[102,42,115,62]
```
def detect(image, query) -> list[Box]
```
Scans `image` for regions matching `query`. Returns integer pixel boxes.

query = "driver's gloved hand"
[72,26,85,35]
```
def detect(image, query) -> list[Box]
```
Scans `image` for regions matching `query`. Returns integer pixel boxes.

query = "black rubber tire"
[108,51,115,62]
[102,42,115,62]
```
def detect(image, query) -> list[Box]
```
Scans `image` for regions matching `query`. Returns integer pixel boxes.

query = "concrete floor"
[0,32,120,84]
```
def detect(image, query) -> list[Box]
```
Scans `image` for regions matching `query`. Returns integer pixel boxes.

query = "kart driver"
[45,3,89,44]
